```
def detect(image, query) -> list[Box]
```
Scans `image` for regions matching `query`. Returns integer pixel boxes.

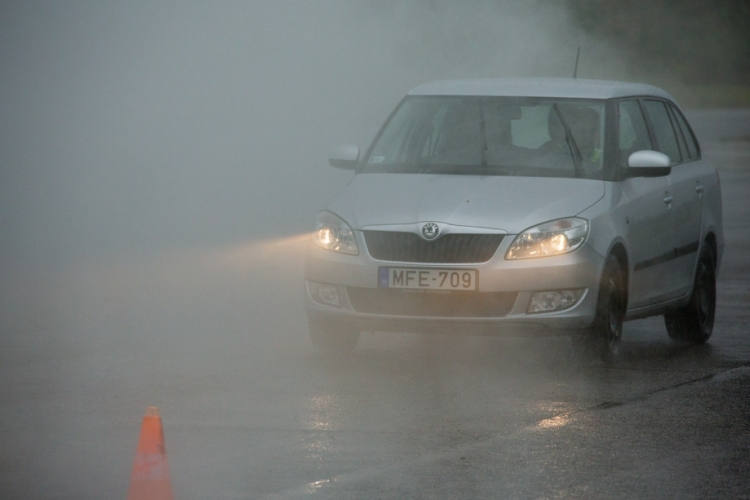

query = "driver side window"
[643,100,682,165]
[618,100,652,166]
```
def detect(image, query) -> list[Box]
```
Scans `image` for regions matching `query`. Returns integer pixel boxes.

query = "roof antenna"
[573,46,581,79]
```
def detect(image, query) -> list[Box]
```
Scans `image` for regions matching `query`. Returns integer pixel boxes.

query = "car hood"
[327,174,605,234]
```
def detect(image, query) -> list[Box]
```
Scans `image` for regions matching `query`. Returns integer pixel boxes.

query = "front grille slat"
[363,231,504,264]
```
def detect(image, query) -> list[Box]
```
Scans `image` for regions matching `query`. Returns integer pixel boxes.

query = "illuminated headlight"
[506,218,588,259]
[528,289,584,313]
[307,281,341,307]
[313,211,358,255]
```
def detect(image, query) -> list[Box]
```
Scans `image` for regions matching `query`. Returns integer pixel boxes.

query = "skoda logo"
[421,222,440,241]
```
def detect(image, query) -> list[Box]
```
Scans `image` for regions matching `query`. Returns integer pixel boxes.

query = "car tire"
[308,318,360,353]
[574,254,624,363]
[664,245,716,344]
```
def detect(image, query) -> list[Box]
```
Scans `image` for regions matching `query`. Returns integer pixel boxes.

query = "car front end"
[306,83,619,349]
[305,173,609,338]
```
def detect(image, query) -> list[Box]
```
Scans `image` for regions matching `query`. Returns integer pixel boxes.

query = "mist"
[2,2,750,497]
[0,1,631,270]
[1,1,630,349]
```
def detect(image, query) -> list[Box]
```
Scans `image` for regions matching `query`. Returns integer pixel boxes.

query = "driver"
[538,106,568,154]
[538,105,602,171]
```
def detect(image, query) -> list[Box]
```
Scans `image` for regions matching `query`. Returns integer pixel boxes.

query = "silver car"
[304,78,723,361]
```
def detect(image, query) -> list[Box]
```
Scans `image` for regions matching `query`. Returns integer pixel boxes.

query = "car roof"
[408,78,677,102]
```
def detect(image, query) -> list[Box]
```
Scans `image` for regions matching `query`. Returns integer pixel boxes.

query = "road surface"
[1,110,748,499]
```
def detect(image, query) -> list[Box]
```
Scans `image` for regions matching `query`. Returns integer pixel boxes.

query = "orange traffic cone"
[127,407,174,500]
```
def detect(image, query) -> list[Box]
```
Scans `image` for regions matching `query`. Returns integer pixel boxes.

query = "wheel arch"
[703,231,718,265]
[608,242,630,311]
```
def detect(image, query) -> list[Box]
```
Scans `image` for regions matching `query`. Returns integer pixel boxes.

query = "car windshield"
[364,96,606,179]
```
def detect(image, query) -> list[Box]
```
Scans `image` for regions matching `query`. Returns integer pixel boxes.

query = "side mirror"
[329,144,360,170]
[627,150,671,177]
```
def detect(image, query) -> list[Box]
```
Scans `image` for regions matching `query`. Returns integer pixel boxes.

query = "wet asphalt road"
[1,111,749,499]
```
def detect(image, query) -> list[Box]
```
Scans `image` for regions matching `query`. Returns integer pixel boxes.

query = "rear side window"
[670,104,699,160]
[618,100,652,165]
[643,100,681,164]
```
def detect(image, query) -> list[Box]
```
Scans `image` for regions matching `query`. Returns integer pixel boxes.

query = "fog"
[0,1,630,269]
[0,0,636,345]
[2,2,750,497]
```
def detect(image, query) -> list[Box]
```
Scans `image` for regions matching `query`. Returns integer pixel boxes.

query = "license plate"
[378,267,478,291]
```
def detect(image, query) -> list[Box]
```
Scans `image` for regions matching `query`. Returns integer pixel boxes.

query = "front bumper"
[304,234,605,336]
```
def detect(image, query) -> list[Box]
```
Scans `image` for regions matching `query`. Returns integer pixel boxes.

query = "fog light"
[528,289,583,313]
[308,281,341,307]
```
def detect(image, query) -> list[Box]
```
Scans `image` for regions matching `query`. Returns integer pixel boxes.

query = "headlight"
[506,218,588,259]
[313,211,359,255]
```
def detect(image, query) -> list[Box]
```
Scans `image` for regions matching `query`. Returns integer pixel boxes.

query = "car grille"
[363,231,504,263]
[347,287,517,318]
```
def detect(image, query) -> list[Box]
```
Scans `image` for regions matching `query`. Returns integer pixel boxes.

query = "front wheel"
[574,255,625,364]
[308,318,360,353]
[664,245,716,343]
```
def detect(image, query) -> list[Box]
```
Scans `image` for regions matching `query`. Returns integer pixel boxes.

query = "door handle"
[664,192,673,204]
[695,183,704,194]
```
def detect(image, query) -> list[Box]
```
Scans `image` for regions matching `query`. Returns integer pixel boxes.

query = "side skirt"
[624,293,691,321]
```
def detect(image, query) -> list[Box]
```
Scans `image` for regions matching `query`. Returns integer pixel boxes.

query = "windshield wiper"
[552,103,584,178]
